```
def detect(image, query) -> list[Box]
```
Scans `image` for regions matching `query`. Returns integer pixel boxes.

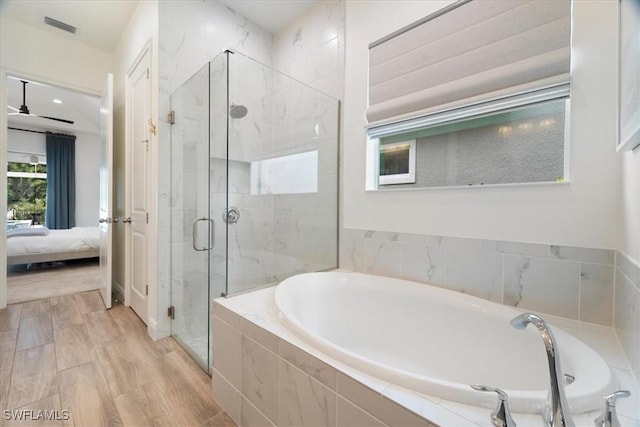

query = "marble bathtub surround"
[211,286,640,427]
[340,228,616,326]
[614,251,640,390]
[212,300,437,427]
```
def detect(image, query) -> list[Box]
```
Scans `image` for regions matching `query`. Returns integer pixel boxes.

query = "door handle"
[192,217,215,251]
[207,218,215,250]
[99,217,113,224]
[122,217,132,224]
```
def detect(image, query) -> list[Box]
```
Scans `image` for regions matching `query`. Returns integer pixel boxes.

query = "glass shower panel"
[225,52,339,296]
[209,52,229,300]
[169,63,211,370]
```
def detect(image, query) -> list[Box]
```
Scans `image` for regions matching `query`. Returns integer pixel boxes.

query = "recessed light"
[52,99,62,104]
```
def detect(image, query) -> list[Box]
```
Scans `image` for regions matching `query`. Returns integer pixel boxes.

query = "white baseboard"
[147,318,158,340]
[112,280,125,305]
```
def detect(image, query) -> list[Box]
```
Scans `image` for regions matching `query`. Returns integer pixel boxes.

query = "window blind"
[367,0,572,127]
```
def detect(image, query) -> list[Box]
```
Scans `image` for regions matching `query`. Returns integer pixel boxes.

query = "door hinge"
[168,305,175,319]
[167,110,175,124]
[146,68,149,79]
[145,284,148,296]
[146,212,149,224]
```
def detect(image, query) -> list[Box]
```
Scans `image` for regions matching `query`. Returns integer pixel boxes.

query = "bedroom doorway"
[4,73,107,306]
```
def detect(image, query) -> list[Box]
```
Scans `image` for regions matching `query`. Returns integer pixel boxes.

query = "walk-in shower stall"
[169,51,339,370]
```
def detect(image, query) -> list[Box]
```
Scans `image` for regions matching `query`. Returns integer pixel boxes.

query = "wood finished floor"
[0,290,235,427]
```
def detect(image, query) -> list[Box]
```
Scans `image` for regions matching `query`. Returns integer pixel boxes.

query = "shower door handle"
[207,218,215,250]
[192,217,215,251]
[192,217,208,251]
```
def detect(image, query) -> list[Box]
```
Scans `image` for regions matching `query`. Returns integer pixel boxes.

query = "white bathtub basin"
[274,272,615,414]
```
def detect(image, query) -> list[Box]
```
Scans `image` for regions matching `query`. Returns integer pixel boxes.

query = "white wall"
[621,152,640,261]
[7,128,45,157]
[74,131,100,227]
[112,0,159,334]
[0,18,113,95]
[343,0,621,249]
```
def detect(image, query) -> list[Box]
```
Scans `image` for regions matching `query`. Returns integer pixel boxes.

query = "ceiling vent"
[44,16,76,34]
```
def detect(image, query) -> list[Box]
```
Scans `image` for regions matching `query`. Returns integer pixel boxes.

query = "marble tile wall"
[158,0,274,338]
[161,1,343,330]
[211,52,339,296]
[273,0,345,100]
[340,228,616,326]
[614,251,640,386]
[211,302,434,427]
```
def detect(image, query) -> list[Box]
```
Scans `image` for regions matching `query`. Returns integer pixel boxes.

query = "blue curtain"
[45,132,76,229]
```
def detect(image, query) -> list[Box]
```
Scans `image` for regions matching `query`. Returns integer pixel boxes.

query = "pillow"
[7,227,50,238]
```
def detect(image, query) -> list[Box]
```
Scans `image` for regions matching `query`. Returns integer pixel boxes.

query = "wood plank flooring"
[0,290,236,427]
[7,261,101,305]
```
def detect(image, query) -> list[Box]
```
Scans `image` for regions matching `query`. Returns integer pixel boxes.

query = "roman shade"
[367,0,572,127]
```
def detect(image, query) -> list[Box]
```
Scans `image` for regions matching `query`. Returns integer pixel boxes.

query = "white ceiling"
[0,0,317,51]
[7,75,101,135]
[0,0,139,53]
[218,0,317,33]
[2,0,317,135]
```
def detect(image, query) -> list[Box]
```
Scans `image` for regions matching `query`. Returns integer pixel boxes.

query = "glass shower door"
[169,63,212,370]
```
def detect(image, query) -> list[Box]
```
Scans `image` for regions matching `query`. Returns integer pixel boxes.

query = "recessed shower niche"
[168,50,339,370]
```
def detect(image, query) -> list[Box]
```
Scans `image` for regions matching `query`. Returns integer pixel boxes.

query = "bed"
[7,226,100,265]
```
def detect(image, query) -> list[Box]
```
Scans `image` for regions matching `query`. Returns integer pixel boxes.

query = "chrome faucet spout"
[510,313,575,427]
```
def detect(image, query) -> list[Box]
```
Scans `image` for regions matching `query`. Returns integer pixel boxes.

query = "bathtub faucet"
[510,313,575,427]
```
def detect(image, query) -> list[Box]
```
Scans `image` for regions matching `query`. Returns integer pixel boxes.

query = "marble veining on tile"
[279,361,337,427]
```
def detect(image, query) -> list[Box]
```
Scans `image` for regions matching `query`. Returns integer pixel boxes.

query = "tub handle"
[470,384,517,427]
[594,390,630,427]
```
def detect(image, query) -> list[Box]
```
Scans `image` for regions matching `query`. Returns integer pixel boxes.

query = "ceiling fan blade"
[8,105,19,112]
[33,114,75,125]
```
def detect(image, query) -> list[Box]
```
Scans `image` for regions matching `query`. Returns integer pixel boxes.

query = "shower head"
[229,104,248,119]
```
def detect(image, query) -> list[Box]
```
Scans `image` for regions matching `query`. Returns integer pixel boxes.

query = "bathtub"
[274,272,615,414]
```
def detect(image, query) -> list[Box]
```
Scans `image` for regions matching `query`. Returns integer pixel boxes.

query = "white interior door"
[99,73,114,309]
[126,47,150,323]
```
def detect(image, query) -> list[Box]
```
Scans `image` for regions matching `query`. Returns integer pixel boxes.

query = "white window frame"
[366,90,571,191]
[378,139,416,186]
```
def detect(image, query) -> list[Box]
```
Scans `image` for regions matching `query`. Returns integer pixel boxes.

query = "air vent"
[44,16,76,34]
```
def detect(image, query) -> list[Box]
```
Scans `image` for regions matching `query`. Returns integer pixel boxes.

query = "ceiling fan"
[8,80,74,125]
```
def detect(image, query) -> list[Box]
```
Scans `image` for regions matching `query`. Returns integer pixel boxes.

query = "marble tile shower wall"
[158,0,273,337]
[209,54,339,296]
[273,0,345,100]
[615,252,640,385]
[340,229,616,326]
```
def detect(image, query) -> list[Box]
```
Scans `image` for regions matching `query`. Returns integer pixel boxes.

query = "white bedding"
[7,226,100,257]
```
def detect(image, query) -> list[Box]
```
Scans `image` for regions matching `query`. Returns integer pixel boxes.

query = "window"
[368,98,568,189]
[378,140,416,185]
[366,0,572,190]
[7,161,47,225]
